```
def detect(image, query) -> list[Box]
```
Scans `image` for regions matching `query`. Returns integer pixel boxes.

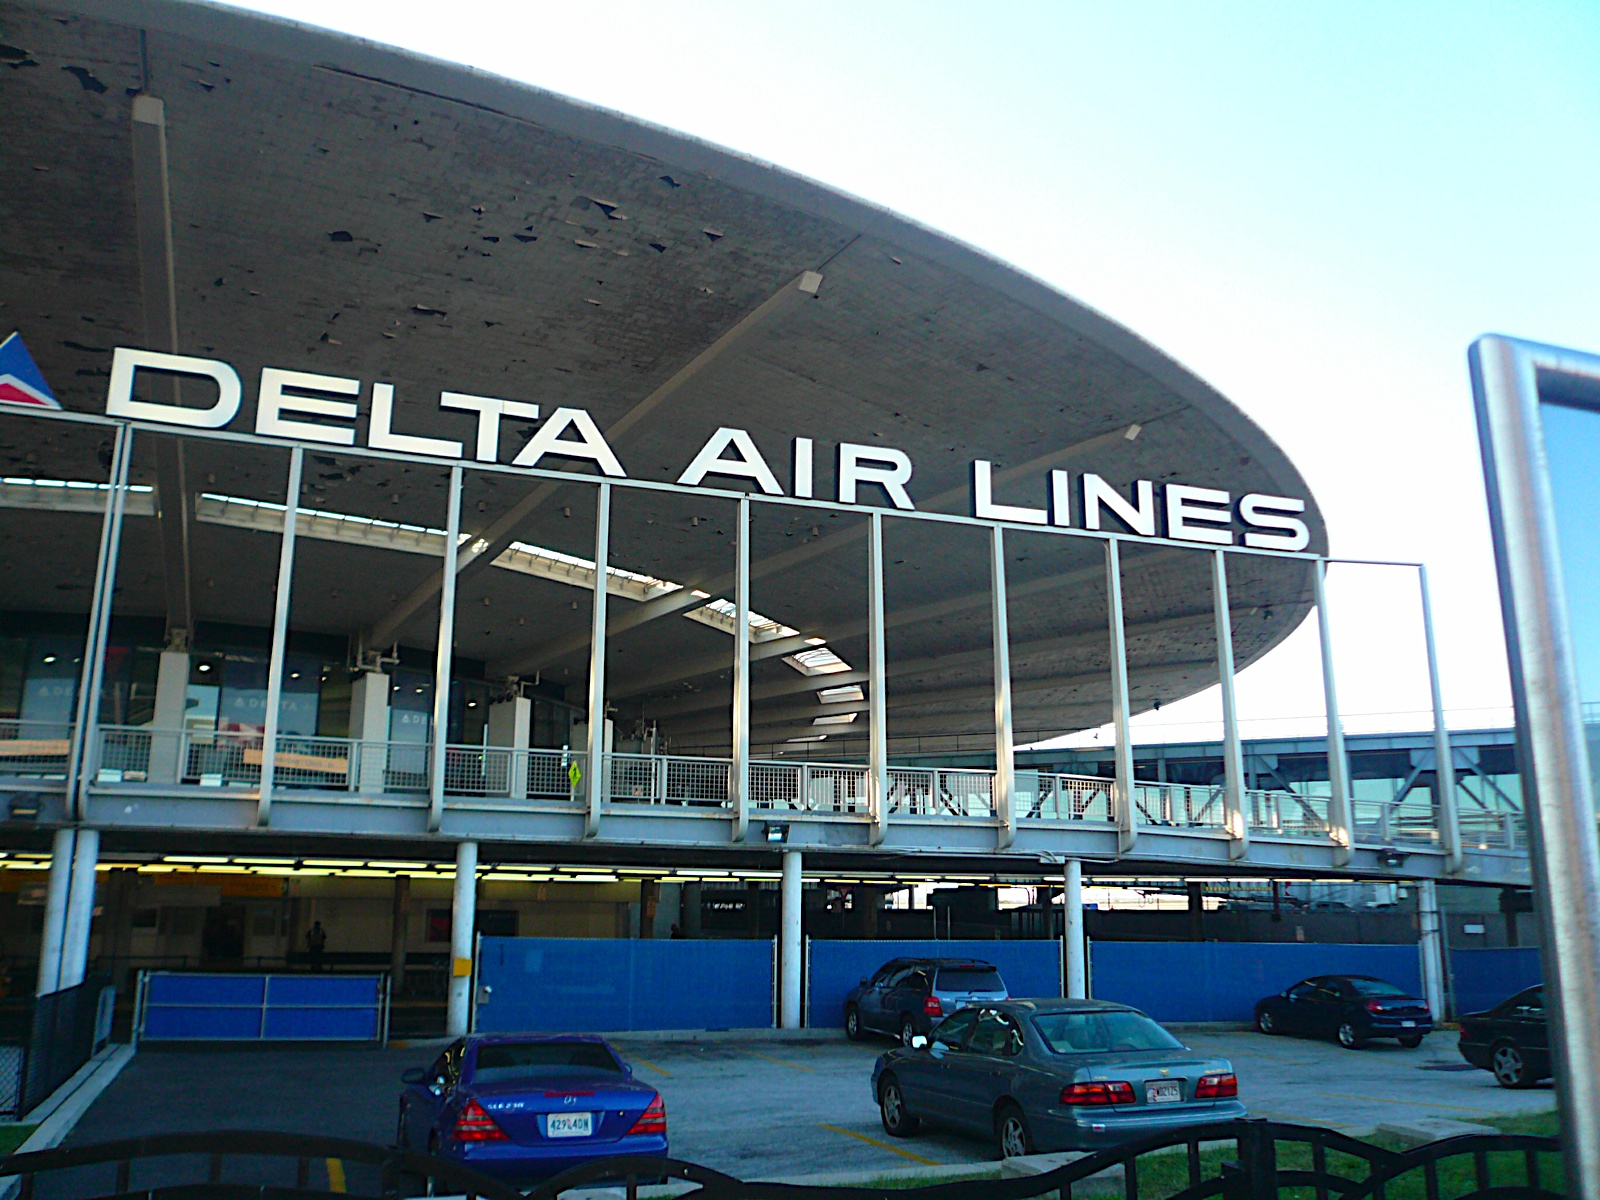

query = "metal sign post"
[1470,334,1600,1200]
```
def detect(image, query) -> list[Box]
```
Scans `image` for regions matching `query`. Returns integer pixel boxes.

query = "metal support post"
[1106,539,1136,853]
[1418,879,1446,1021]
[584,484,611,838]
[36,828,76,996]
[1313,560,1354,866]
[256,447,303,827]
[866,512,889,846]
[780,849,802,1029]
[990,526,1017,850]
[58,828,100,990]
[1063,858,1086,998]
[731,495,751,841]
[1419,566,1462,872]
[67,423,133,820]
[428,466,463,832]
[446,840,478,1037]
[1212,550,1249,857]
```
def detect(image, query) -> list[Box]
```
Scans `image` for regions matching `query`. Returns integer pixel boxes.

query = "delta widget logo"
[0,332,62,410]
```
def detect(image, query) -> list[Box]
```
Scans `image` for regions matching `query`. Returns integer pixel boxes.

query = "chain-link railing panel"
[663,756,729,807]
[608,753,662,803]
[887,766,935,815]
[806,764,869,813]
[750,762,802,810]
[0,720,71,779]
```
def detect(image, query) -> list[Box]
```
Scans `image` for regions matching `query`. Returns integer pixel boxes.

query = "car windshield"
[936,968,1002,991]
[471,1042,622,1083]
[1033,1010,1183,1054]
[1346,979,1408,997]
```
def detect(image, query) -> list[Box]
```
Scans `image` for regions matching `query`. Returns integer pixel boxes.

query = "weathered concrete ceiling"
[0,0,1325,754]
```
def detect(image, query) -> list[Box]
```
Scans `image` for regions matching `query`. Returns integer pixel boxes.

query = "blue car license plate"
[547,1112,593,1138]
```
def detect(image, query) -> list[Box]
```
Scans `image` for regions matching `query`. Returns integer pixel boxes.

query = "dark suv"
[845,958,1009,1044]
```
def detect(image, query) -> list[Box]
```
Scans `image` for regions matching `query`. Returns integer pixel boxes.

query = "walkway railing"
[77,726,1519,852]
[0,719,72,779]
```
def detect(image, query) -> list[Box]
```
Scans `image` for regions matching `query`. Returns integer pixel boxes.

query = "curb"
[0,1044,135,1200]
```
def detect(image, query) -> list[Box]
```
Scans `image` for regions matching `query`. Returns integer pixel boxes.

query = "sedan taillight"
[924,996,943,1017]
[1059,1081,1135,1105]
[453,1099,507,1142]
[1196,1073,1237,1099]
[628,1093,667,1136]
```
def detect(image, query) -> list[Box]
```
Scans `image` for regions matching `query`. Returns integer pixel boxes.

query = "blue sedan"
[398,1033,667,1185]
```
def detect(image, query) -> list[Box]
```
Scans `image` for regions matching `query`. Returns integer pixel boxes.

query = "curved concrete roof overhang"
[0,0,1326,755]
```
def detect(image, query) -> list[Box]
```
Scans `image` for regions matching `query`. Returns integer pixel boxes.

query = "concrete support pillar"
[487,695,531,800]
[681,882,702,938]
[446,841,478,1037]
[389,874,411,996]
[59,828,100,990]
[638,879,659,939]
[1418,879,1446,1020]
[36,828,76,995]
[350,672,390,794]
[149,648,189,783]
[780,850,802,1030]
[1187,880,1205,942]
[1063,859,1087,999]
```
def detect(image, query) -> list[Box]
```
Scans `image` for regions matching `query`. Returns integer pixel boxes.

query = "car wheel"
[996,1104,1034,1160]
[1398,1034,1425,1049]
[1256,1009,1277,1035]
[846,1005,863,1041]
[900,1016,917,1047]
[1492,1041,1531,1088]
[1337,1020,1365,1049]
[879,1076,920,1137]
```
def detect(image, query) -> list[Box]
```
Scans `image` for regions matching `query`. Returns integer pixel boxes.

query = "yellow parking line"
[325,1158,346,1193]
[746,1050,817,1073]
[1319,1091,1496,1116]
[819,1123,940,1164]
[630,1055,672,1078]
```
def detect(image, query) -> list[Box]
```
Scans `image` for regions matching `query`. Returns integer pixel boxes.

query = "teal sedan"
[871,999,1244,1157]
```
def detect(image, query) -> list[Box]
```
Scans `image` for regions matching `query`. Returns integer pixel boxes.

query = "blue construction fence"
[805,939,1061,1029]
[1089,943,1545,1022]
[474,937,775,1033]
[135,973,388,1042]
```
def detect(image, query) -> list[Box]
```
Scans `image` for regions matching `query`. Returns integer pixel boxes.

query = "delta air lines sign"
[101,346,1309,552]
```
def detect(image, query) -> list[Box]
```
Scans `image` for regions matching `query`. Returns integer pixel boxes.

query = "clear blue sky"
[237,0,1600,738]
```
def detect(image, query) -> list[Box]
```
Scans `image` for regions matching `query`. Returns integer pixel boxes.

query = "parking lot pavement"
[45,1029,1554,1190]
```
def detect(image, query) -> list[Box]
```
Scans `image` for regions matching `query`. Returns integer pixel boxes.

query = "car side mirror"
[910,1034,928,1050]
[623,1064,634,1077]
[401,1067,426,1085]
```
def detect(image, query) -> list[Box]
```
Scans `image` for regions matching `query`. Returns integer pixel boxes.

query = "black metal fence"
[0,976,114,1120]
[0,1121,1566,1200]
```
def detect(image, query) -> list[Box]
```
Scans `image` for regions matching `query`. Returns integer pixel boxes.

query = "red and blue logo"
[0,331,62,409]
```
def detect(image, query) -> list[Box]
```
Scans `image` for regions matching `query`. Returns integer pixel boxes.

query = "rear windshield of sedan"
[1033,1010,1183,1054]
[936,968,1003,990]
[1346,979,1409,997]
[473,1042,622,1083]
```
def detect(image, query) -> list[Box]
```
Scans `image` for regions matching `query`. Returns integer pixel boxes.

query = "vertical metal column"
[731,495,751,842]
[780,849,802,1029]
[1212,550,1249,857]
[428,466,463,832]
[1313,560,1355,866]
[67,424,133,820]
[990,526,1017,850]
[1106,539,1137,854]
[256,447,304,828]
[58,828,100,990]
[446,840,478,1037]
[35,828,76,996]
[1062,858,1087,998]
[584,484,612,839]
[1418,566,1462,872]
[1418,879,1446,1021]
[866,511,889,846]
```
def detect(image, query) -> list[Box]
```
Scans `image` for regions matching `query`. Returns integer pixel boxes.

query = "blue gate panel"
[806,940,1061,1030]
[142,1004,263,1041]
[261,1006,379,1040]
[266,976,380,1007]
[475,938,774,1034]
[1450,948,1541,1016]
[1089,942,1423,1023]
[146,974,265,1007]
